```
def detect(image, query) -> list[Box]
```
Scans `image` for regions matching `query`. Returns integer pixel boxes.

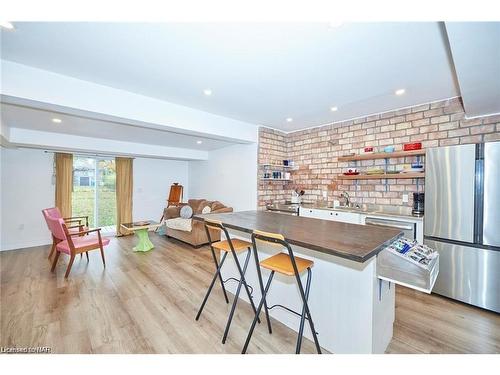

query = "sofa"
[164,199,233,247]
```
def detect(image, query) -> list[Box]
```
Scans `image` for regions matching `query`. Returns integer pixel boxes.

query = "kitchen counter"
[194,210,401,262]
[193,210,401,353]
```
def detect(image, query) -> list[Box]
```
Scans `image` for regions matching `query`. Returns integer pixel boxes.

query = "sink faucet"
[340,191,350,207]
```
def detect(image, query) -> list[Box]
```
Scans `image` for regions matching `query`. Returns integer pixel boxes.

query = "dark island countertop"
[193,210,402,263]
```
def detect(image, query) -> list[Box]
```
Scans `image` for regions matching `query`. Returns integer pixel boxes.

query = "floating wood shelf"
[338,149,425,162]
[338,173,425,180]
[259,164,297,169]
[260,178,292,181]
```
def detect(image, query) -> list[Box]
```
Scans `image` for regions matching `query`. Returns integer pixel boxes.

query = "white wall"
[133,157,189,221]
[188,143,258,212]
[0,148,189,251]
[1,148,55,251]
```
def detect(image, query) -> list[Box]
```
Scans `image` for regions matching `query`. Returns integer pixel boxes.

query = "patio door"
[72,156,117,232]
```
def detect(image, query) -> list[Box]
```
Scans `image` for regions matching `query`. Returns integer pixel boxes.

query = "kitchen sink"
[330,204,416,217]
[331,205,369,212]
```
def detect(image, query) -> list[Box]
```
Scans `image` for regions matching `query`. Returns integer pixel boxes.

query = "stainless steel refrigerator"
[424,141,500,313]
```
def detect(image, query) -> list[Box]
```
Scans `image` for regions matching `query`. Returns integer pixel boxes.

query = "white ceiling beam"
[0,60,258,143]
[7,128,209,161]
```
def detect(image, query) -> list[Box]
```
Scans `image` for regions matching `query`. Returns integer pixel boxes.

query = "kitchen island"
[193,210,402,354]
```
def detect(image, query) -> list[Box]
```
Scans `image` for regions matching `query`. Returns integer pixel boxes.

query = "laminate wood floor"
[1,234,499,354]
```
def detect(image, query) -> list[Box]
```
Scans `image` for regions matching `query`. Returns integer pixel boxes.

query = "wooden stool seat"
[260,253,313,276]
[212,238,252,252]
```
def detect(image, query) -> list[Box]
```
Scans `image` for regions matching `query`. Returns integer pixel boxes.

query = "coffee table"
[121,220,161,252]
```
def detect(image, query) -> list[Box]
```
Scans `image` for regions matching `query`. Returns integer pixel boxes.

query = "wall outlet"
[402,194,409,203]
[322,191,327,198]
[18,224,25,230]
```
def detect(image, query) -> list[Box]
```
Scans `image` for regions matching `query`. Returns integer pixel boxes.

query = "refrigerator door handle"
[483,141,500,247]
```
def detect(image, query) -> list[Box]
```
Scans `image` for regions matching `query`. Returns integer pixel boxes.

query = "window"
[72,156,116,232]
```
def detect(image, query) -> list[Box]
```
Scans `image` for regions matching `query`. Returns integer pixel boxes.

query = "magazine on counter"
[385,238,438,269]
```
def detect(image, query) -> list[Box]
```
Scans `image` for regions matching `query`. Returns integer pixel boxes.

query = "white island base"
[219,229,395,354]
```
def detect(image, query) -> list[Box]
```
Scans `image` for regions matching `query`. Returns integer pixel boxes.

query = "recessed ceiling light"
[0,22,14,30]
[395,89,406,96]
[52,118,62,123]
[330,106,338,112]
[203,89,212,96]
[196,140,203,144]
[286,118,293,122]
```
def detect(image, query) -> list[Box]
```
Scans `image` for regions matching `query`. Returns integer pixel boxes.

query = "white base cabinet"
[298,207,423,242]
[299,207,362,224]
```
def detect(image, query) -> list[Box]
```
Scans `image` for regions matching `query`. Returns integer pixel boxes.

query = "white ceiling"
[445,22,500,118]
[1,103,235,150]
[1,22,461,131]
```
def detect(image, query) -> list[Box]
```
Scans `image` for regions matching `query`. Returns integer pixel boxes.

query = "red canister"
[403,142,422,151]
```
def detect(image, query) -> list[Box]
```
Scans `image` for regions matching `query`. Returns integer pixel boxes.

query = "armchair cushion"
[56,234,110,254]
[165,217,192,232]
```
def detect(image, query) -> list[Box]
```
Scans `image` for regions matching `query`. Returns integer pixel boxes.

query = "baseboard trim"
[1,239,52,252]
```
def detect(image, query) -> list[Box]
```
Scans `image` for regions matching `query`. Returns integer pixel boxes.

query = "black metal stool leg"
[295,267,312,354]
[210,247,230,304]
[195,252,228,321]
[242,271,274,354]
[222,248,253,343]
[236,248,261,324]
[293,267,321,354]
[251,239,273,334]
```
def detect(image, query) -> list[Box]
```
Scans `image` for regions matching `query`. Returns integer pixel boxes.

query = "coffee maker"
[412,192,425,216]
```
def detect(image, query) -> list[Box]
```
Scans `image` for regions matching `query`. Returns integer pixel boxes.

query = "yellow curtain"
[116,157,133,236]
[55,153,73,218]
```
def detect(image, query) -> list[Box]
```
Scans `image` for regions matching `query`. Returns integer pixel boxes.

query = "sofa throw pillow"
[189,199,207,214]
[211,201,225,211]
[201,205,212,214]
[180,205,193,219]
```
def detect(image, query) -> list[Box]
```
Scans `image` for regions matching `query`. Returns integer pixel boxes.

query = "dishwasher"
[364,217,416,240]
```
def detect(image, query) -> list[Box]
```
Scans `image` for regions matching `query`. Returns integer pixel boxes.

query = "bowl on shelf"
[384,146,395,153]
[366,168,385,175]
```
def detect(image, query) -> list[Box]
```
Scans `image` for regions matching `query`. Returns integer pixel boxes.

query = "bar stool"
[195,219,261,344]
[242,230,322,354]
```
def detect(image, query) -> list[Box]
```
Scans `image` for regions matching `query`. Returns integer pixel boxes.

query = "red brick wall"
[258,98,500,209]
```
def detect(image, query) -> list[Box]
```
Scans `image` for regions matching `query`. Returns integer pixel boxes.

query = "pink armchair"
[42,207,89,259]
[47,216,110,278]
